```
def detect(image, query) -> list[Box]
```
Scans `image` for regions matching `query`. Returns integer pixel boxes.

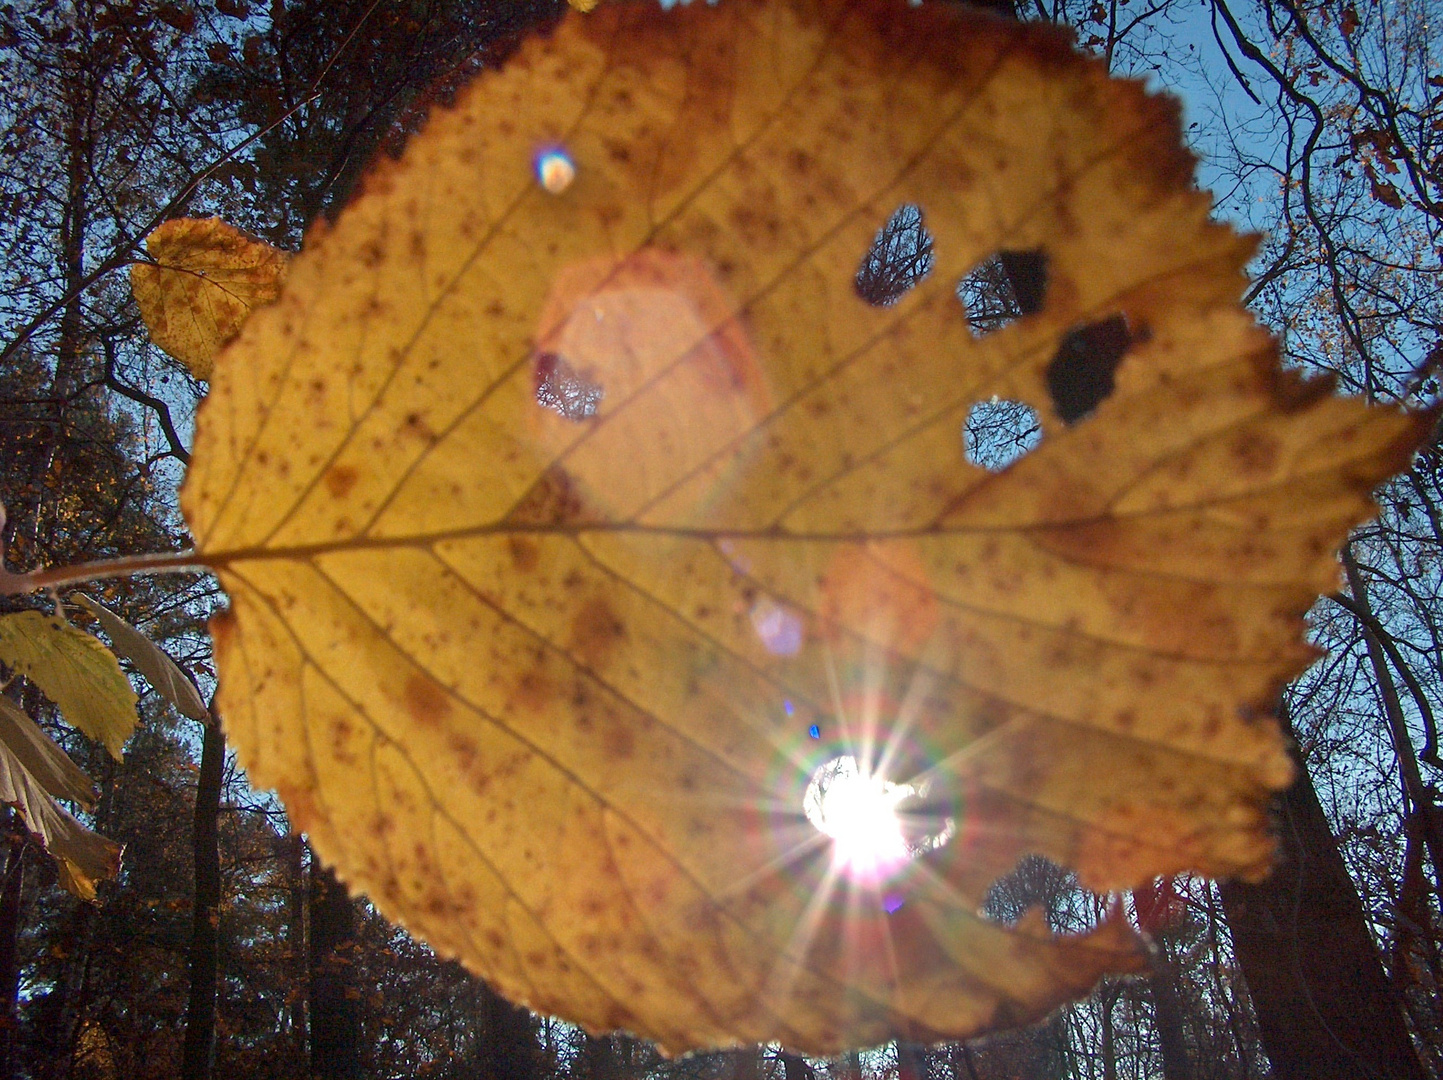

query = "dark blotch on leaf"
[1046,314,1133,423]
[957,249,1047,335]
[535,352,603,420]
[854,204,934,307]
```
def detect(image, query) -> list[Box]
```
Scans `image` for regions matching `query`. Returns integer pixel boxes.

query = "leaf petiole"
[0,550,209,597]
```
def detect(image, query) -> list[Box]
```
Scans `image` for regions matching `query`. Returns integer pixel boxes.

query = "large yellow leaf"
[0,612,138,760]
[131,217,287,381]
[181,0,1430,1053]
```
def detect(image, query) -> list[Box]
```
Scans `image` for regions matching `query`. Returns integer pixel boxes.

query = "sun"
[803,755,917,883]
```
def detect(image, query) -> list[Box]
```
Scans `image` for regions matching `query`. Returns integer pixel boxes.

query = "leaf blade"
[0,729,119,901]
[131,216,287,381]
[184,0,1430,1053]
[74,595,209,722]
[0,612,138,760]
[0,695,97,807]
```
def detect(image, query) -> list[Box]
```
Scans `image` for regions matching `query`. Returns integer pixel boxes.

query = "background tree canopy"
[0,0,1439,1078]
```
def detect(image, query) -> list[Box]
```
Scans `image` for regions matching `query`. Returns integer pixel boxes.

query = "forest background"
[0,0,1438,1077]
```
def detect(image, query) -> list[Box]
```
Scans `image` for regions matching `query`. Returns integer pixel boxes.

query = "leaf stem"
[0,550,209,596]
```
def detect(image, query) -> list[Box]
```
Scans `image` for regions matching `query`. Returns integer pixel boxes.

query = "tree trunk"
[730,1046,761,1080]
[579,1032,620,1080]
[0,834,25,1080]
[1098,985,1119,1080]
[1148,956,1196,1080]
[308,854,360,1080]
[1203,884,1254,1077]
[181,717,225,1080]
[474,982,542,1080]
[949,1044,981,1080]
[896,1041,928,1080]
[1219,706,1427,1080]
[282,832,308,1059]
[781,1050,814,1080]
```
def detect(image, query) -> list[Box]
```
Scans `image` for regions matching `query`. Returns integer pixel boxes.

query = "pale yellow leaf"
[0,695,96,807]
[0,612,138,759]
[131,216,288,381]
[0,720,120,901]
[75,595,209,722]
[182,0,1431,1053]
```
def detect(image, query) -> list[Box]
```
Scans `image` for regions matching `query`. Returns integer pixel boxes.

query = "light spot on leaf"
[535,352,603,420]
[535,147,577,194]
[749,596,804,656]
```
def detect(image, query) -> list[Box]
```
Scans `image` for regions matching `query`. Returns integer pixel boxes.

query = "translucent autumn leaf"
[0,694,95,807]
[0,611,138,760]
[181,0,1430,1053]
[74,595,210,722]
[131,217,287,381]
[0,696,119,901]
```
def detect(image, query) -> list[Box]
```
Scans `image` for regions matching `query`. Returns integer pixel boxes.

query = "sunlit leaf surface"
[182,0,1429,1053]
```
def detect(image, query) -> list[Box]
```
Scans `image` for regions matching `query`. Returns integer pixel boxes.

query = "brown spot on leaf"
[331,717,360,765]
[208,608,237,650]
[325,465,359,499]
[403,412,437,443]
[600,712,636,760]
[1233,431,1280,476]
[512,668,554,713]
[505,466,601,526]
[508,536,540,572]
[570,597,627,668]
[404,674,452,728]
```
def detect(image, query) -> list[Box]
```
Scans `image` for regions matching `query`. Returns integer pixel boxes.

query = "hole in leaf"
[854,204,934,307]
[535,352,602,421]
[964,398,1042,471]
[957,250,1047,335]
[1046,314,1134,424]
[983,854,1079,930]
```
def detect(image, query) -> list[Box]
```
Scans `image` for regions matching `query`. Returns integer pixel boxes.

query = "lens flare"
[803,756,912,881]
[800,753,958,886]
[750,596,804,655]
[535,148,576,194]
